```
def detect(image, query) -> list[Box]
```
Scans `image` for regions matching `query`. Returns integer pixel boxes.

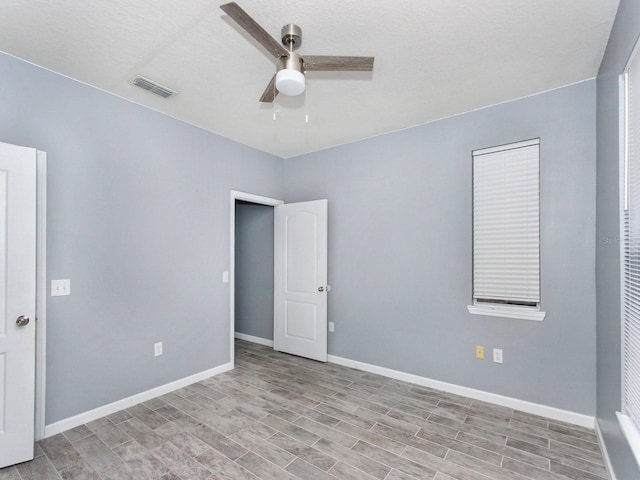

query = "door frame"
[229,190,282,366]
[35,151,47,440]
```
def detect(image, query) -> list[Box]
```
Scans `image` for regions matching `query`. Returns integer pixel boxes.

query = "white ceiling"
[0,0,619,158]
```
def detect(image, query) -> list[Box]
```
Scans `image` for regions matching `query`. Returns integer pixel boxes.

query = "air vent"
[132,75,177,99]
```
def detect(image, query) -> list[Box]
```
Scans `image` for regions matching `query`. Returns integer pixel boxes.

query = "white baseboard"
[596,418,617,480]
[235,332,273,347]
[44,362,233,438]
[327,354,595,429]
[231,334,594,429]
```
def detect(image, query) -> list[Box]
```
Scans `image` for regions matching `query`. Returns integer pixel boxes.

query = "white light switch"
[222,271,229,283]
[51,279,71,296]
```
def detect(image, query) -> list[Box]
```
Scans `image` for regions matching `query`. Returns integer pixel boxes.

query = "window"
[467,139,545,321]
[619,39,640,466]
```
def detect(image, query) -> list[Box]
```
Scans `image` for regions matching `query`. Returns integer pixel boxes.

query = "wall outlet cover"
[475,345,485,360]
[493,348,503,363]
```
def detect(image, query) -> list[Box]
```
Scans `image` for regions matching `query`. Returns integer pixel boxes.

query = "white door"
[274,200,328,362]
[0,142,36,468]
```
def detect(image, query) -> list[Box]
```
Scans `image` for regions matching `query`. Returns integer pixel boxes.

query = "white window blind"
[472,139,540,307]
[622,39,640,448]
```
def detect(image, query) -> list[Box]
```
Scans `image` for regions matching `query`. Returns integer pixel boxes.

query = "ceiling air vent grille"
[132,75,177,98]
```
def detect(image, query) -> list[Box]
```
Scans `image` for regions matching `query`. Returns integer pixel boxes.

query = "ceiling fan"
[220,2,375,102]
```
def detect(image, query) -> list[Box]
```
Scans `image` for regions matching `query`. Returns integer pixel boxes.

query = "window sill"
[617,412,640,469]
[467,304,546,321]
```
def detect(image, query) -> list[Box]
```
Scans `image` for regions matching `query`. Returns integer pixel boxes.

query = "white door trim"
[35,151,47,440]
[229,191,283,366]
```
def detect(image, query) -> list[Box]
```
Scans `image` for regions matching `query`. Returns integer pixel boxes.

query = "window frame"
[618,37,640,468]
[467,138,546,321]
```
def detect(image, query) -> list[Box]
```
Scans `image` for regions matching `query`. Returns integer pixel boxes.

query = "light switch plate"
[222,271,229,283]
[51,279,71,296]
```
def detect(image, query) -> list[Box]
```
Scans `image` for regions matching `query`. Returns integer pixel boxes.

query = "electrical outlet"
[51,279,71,296]
[328,322,334,332]
[493,348,503,364]
[475,345,485,360]
[154,342,163,357]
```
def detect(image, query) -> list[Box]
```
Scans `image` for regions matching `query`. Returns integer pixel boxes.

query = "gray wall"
[0,31,611,431]
[235,202,274,340]
[595,0,640,477]
[283,80,597,415]
[0,52,283,424]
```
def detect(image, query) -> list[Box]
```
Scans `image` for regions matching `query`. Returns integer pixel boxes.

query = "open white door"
[0,142,36,468]
[274,200,328,362]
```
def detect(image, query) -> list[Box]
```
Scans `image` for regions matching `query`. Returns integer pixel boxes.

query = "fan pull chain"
[273,78,277,121]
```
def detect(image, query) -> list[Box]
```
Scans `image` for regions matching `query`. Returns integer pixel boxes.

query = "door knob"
[318,286,324,292]
[16,315,30,327]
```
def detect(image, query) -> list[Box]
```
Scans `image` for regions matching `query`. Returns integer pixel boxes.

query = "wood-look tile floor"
[1,340,608,480]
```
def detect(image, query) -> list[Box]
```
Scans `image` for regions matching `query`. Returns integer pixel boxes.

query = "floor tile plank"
[236,451,298,480]
[231,429,296,468]
[15,455,63,480]
[73,434,135,480]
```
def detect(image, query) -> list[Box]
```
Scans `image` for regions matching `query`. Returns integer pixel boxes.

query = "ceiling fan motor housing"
[278,52,303,74]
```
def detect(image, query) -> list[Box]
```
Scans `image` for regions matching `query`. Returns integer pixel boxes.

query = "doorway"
[229,191,329,365]
[229,191,282,365]
[235,200,275,345]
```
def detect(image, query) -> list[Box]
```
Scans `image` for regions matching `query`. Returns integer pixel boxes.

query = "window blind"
[473,139,540,306]
[623,42,640,432]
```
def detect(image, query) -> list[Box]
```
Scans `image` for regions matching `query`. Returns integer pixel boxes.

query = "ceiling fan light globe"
[275,68,305,96]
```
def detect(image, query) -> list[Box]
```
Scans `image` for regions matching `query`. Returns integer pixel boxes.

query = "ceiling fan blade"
[259,75,278,103]
[303,56,374,72]
[220,2,288,59]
